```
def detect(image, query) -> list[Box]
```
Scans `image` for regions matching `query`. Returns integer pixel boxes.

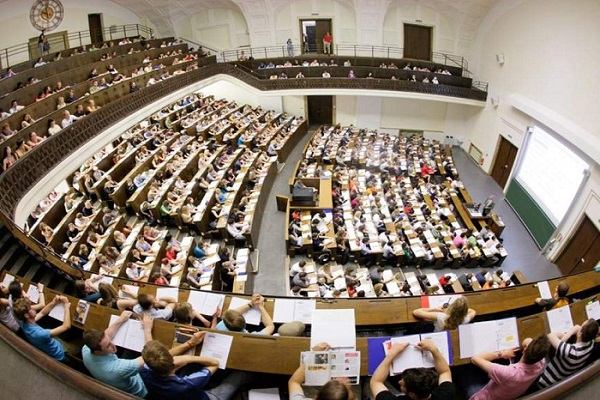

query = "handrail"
[219,44,474,77]
[178,37,220,57]
[0,24,154,70]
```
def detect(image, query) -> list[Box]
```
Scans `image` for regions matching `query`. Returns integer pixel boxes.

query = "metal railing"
[178,37,220,58]
[0,24,153,70]
[219,44,473,77]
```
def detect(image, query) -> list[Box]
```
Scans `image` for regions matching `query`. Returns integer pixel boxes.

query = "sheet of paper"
[389,335,422,374]
[119,284,139,299]
[26,285,40,304]
[423,294,462,309]
[109,315,146,352]
[188,291,225,316]
[311,309,356,350]
[546,306,574,334]
[248,388,280,400]
[199,332,233,369]
[2,273,15,287]
[156,287,179,302]
[329,351,360,384]
[459,318,519,359]
[228,297,261,326]
[420,331,452,367]
[537,281,552,299]
[273,298,296,323]
[585,301,600,320]
[47,302,66,322]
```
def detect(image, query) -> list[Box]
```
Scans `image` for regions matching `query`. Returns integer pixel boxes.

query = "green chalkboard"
[505,179,555,248]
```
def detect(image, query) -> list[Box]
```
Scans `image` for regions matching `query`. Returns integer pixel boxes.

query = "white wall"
[0,0,142,62]
[179,7,250,51]
[382,3,459,55]
[282,95,306,119]
[469,0,600,258]
[381,98,448,131]
[273,0,356,47]
[334,96,357,126]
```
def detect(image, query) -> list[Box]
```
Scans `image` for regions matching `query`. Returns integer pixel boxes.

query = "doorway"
[403,24,432,60]
[88,13,103,44]
[300,19,332,54]
[490,135,518,189]
[307,96,333,125]
[555,216,600,275]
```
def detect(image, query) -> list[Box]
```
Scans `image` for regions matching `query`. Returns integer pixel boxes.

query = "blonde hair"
[443,296,469,330]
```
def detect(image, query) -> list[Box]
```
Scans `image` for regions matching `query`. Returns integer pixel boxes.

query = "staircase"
[0,223,73,294]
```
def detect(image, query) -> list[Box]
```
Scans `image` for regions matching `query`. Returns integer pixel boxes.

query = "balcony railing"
[0,24,153,69]
[219,44,472,77]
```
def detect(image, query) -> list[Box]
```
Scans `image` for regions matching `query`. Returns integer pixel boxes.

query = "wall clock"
[30,0,65,32]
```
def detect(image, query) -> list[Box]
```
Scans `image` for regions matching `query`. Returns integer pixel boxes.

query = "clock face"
[30,0,64,31]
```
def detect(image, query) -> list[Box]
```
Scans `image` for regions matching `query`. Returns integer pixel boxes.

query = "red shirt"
[324,34,332,43]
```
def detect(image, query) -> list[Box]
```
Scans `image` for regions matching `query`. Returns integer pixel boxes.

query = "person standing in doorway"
[323,32,332,54]
[303,33,309,52]
[287,38,294,57]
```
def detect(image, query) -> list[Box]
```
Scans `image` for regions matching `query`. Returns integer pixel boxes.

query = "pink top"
[471,360,545,400]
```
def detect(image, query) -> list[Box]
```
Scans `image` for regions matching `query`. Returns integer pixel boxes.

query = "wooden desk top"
[7,271,596,376]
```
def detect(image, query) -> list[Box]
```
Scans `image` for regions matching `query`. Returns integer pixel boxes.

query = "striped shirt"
[537,340,594,388]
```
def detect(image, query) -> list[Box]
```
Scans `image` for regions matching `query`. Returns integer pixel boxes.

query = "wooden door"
[307,96,333,125]
[555,216,600,275]
[316,20,332,54]
[491,136,518,189]
[404,24,432,60]
[88,14,103,44]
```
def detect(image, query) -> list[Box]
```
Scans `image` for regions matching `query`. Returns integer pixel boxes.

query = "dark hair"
[315,380,349,400]
[83,330,105,352]
[556,281,569,298]
[581,319,600,342]
[8,280,23,299]
[222,309,246,331]
[402,368,438,398]
[523,335,550,364]
[142,340,174,376]
[138,293,153,310]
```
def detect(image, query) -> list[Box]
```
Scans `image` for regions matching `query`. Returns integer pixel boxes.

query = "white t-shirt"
[433,312,471,332]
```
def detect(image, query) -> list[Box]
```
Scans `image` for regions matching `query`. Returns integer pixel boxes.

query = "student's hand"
[534,297,541,304]
[416,339,439,353]
[189,331,206,346]
[141,315,154,331]
[37,283,44,292]
[499,347,518,359]
[312,342,331,351]
[118,310,133,322]
[388,342,409,357]
[212,307,221,318]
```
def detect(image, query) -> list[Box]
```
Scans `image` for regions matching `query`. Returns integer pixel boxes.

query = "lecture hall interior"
[0,0,599,399]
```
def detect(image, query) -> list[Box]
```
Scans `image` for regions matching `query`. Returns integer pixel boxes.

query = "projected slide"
[515,126,589,225]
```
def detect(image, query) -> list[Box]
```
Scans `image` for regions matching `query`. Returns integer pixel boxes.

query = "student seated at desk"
[13,295,72,362]
[289,342,356,400]
[140,331,250,400]
[413,296,476,332]
[126,262,150,282]
[97,283,138,311]
[468,335,550,400]
[173,302,218,328]
[370,339,456,400]
[535,281,570,311]
[82,311,153,398]
[216,294,275,335]
[132,293,177,321]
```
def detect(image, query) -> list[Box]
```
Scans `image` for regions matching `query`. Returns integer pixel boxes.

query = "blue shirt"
[216,320,248,333]
[20,322,65,361]
[82,346,147,398]
[140,365,211,400]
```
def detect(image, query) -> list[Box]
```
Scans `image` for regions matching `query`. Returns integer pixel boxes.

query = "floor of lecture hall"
[250,133,562,297]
